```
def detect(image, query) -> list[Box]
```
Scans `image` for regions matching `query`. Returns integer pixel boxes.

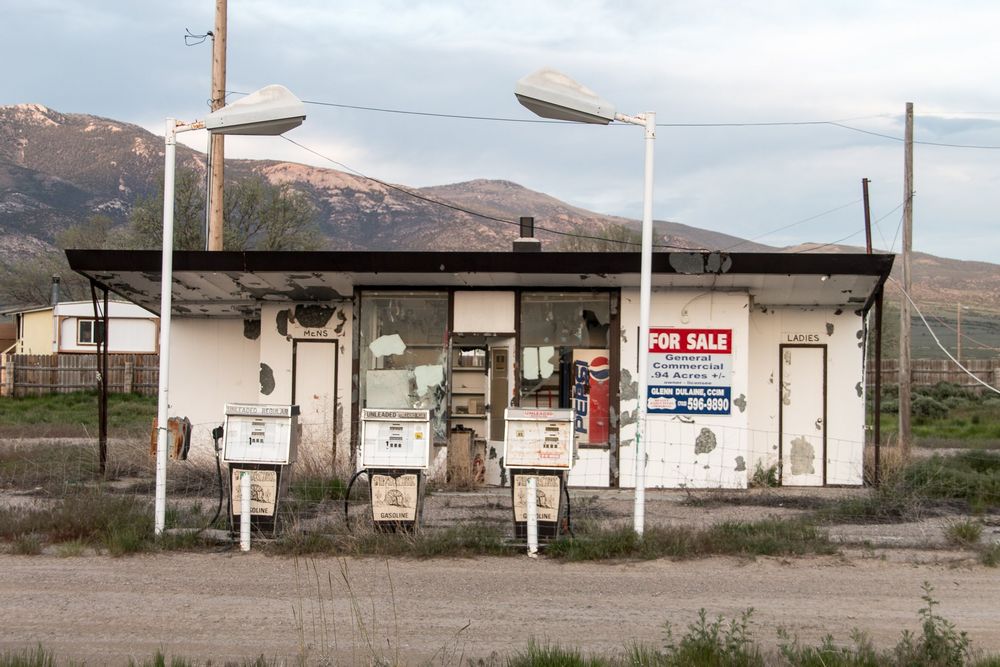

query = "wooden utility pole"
[899,102,913,455]
[862,178,872,254]
[207,0,227,251]
[957,303,962,362]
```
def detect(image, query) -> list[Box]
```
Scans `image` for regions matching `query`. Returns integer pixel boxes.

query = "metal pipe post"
[154,118,177,536]
[633,111,656,537]
[526,476,538,558]
[240,472,251,551]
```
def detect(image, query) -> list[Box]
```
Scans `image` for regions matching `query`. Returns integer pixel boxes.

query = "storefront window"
[359,291,449,440]
[519,292,611,446]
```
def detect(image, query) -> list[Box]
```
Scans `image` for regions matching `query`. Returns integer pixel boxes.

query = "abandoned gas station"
[67,247,893,489]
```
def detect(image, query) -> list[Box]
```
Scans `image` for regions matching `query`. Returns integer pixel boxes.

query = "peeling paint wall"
[747,306,865,485]
[259,302,354,471]
[618,290,750,489]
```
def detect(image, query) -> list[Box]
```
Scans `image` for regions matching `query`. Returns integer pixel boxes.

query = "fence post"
[3,355,10,397]
[124,361,133,394]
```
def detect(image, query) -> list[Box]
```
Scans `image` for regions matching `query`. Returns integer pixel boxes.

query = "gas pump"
[503,407,574,540]
[359,408,432,531]
[222,403,299,537]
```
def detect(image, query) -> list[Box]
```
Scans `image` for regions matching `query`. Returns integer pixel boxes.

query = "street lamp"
[515,68,656,536]
[155,85,306,535]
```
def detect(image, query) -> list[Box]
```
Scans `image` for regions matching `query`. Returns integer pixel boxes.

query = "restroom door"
[779,345,826,486]
[292,340,339,464]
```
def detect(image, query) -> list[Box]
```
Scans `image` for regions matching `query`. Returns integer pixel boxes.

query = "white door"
[293,341,338,464]
[780,345,826,486]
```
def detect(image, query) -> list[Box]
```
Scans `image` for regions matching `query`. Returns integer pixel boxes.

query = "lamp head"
[203,84,306,135]
[514,68,616,125]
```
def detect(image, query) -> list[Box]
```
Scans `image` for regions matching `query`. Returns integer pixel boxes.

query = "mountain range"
[2,102,999,325]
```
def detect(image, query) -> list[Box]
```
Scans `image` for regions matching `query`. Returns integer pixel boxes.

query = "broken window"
[359,291,449,441]
[519,292,611,446]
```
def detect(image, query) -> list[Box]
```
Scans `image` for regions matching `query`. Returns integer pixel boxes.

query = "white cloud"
[5,0,1000,261]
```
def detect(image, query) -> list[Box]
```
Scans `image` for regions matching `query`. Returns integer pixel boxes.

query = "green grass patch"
[0,441,103,491]
[545,518,836,562]
[0,491,216,556]
[903,451,1000,511]
[980,543,1000,568]
[823,451,1000,524]
[0,391,156,435]
[945,519,984,547]
[0,644,56,667]
[270,523,517,558]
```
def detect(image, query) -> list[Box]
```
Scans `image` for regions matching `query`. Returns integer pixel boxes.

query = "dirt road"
[1,551,997,665]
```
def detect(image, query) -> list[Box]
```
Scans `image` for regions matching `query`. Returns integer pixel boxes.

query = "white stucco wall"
[747,305,867,485]
[618,289,751,489]
[168,303,354,471]
[167,318,260,461]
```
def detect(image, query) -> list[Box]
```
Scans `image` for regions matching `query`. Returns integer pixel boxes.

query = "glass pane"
[518,292,611,444]
[359,291,449,442]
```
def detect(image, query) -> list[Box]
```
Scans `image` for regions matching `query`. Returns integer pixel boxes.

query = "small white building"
[68,248,892,489]
[3,300,159,356]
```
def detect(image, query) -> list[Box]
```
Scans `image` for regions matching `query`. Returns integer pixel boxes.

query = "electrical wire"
[184,29,212,46]
[279,135,701,250]
[722,198,862,250]
[889,276,1000,395]
[928,313,1000,352]
[230,90,1000,149]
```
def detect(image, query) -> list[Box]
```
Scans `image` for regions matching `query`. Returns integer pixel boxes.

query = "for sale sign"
[647,328,732,415]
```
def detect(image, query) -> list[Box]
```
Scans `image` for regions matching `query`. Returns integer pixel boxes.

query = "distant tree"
[55,214,118,250]
[0,172,324,305]
[556,221,658,252]
[124,169,323,251]
[223,178,322,251]
[0,214,120,305]
[124,169,207,250]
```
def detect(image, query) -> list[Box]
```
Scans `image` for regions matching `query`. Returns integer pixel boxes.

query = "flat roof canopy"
[66,249,894,318]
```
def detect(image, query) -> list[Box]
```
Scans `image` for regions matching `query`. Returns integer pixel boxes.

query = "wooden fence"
[867,358,1000,391]
[1,353,159,397]
[0,353,995,398]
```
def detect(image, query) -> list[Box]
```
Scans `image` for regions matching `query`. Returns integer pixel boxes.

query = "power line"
[278,132,928,256]
[229,90,1000,149]
[278,135,700,250]
[792,200,904,254]
[889,277,1000,395]
[722,198,862,250]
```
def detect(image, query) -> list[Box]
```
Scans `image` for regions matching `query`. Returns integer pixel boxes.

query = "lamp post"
[155,85,306,535]
[515,68,656,536]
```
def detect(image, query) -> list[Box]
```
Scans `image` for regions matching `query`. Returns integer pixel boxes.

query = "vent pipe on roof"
[513,216,541,252]
[50,275,60,306]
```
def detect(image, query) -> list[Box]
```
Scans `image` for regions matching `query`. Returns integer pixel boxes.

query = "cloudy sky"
[5,1,1000,262]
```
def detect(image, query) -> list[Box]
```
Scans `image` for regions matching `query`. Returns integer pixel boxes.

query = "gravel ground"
[1,484,999,665]
[0,550,998,665]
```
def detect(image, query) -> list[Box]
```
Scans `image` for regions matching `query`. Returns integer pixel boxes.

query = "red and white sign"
[648,328,732,354]
[647,328,733,415]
